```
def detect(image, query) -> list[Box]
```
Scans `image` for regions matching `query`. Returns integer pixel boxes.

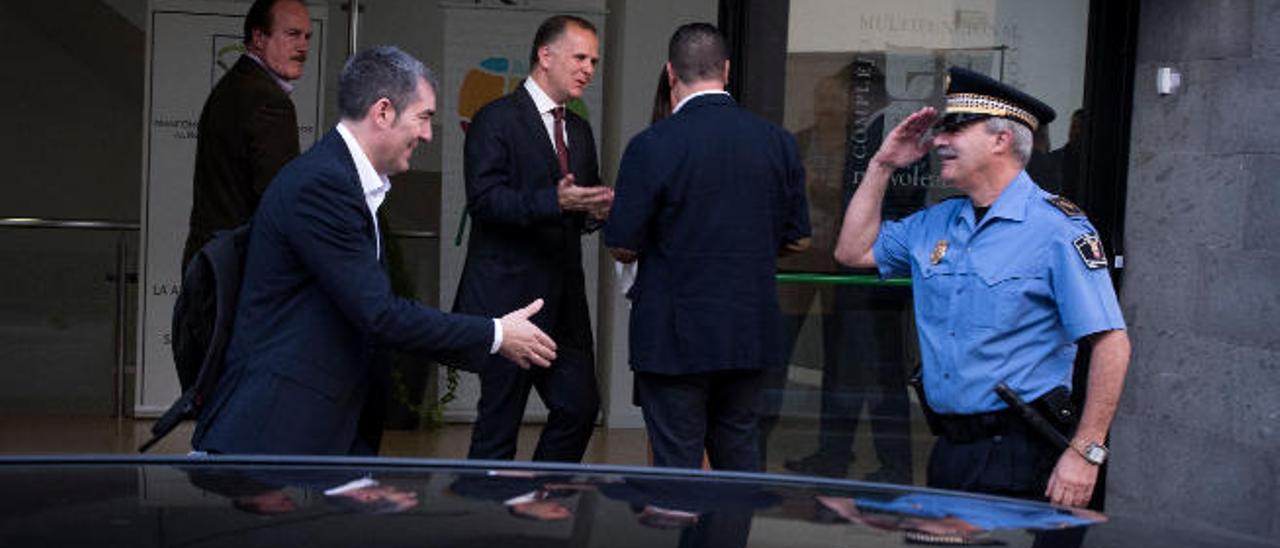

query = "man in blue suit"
[193,47,558,456]
[454,15,612,462]
[604,23,811,472]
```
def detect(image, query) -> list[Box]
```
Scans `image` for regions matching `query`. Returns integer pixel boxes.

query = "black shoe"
[783,452,850,478]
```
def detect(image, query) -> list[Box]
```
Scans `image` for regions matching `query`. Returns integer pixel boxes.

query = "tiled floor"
[0,414,935,485]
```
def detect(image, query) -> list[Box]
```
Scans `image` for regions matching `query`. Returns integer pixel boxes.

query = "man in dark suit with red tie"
[454,15,613,462]
[605,23,811,472]
[182,0,312,269]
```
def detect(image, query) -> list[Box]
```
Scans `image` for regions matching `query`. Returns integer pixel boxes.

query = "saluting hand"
[498,299,558,369]
[872,107,939,169]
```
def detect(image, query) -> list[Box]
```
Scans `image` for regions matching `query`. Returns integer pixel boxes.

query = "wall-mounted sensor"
[1156,67,1181,95]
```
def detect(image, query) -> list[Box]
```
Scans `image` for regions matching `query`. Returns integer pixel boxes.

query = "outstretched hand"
[558,174,614,213]
[872,107,939,169]
[498,299,558,369]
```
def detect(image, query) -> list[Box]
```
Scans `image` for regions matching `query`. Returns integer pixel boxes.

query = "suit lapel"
[513,86,563,181]
[322,130,380,256]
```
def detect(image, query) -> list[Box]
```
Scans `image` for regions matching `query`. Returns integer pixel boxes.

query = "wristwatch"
[1073,441,1109,465]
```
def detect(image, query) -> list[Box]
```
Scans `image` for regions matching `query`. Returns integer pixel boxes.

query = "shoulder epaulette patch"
[1073,233,1108,269]
[1047,195,1085,217]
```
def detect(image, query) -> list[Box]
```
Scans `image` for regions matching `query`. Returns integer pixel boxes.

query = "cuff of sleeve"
[490,318,503,354]
[872,241,893,278]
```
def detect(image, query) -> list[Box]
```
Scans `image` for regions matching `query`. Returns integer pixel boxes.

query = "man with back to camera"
[192,46,557,456]
[604,23,811,472]
[454,15,612,462]
[832,67,1130,512]
[182,0,312,270]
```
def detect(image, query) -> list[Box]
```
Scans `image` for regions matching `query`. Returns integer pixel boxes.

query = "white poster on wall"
[137,0,326,415]
[440,2,605,421]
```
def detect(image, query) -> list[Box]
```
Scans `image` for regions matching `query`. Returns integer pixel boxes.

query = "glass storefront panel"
[767,0,1093,483]
[2,1,1103,480]
[0,229,138,416]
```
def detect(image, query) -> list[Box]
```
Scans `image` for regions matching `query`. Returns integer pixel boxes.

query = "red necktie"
[552,106,570,177]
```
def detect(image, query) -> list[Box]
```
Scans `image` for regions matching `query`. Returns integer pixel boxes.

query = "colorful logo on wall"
[457,56,589,132]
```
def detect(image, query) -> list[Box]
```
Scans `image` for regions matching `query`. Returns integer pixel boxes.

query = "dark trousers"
[635,369,765,472]
[927,421,1086,547]
[468,346,599,462]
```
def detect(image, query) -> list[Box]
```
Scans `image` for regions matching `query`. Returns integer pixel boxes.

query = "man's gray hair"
[984,117,1033,166]
[338,46,438,121]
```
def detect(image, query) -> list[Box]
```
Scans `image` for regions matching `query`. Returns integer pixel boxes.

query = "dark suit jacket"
[453,84,601,365]
[193,129,494,455]
[604,93,811,375]
[183,55,301,269]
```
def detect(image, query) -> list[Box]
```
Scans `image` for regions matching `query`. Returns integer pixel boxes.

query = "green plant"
[390,364,458,428]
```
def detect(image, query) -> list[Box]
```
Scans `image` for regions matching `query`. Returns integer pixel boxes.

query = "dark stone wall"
[1107,0,1280,542]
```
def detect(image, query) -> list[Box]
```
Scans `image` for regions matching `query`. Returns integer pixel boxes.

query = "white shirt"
[503,490,544,506]
[324,477,378,496]
[335,123,390,259]
[523,78,567,152]
[335,123,503,353]
[673,89,730,114]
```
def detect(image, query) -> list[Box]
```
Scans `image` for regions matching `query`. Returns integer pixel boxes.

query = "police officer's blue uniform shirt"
[874,172,1125,414]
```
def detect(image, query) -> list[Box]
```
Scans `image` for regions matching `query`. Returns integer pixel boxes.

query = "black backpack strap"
[142,223,251,453]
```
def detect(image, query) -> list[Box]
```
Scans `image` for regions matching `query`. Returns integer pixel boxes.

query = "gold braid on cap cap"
[946,93,1039,130]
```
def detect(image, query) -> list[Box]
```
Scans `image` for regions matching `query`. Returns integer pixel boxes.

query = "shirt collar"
[959,170,1034,227]
[523,78,560,115]
[245,52,295,94]
[673,90,730,114]
[335,123,391,202]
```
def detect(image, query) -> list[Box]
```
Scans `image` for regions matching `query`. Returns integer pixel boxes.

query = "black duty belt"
[933,388,1076,444]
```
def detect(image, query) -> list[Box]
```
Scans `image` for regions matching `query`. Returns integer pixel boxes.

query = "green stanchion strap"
[775,272,911,287]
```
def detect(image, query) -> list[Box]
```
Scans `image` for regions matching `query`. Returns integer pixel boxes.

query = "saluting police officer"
[832,67,1131,511]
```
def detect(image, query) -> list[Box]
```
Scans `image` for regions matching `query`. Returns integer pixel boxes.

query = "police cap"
[937,66,1056,132]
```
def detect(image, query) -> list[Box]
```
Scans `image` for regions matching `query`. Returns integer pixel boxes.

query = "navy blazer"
[193,129,493,455]
[604,93,810,375]
[454,84,601,366]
